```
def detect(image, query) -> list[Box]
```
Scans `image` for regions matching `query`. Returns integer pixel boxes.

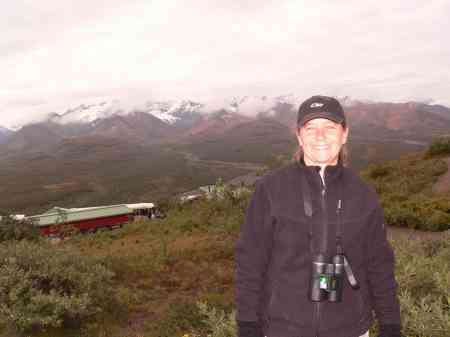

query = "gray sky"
[1,0,450,128]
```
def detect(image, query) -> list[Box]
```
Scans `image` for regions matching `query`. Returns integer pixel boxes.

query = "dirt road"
[180,150,266,171]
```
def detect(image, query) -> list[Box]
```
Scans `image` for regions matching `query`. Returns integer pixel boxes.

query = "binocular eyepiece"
[309,253,345,302]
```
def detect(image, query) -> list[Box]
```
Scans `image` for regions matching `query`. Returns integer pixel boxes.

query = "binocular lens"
[309,254,344,302]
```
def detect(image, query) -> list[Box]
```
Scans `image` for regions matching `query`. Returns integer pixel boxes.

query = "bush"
[196,302,236,337]
[0,240,116,332]
[187,240,450,337]
[0,214,39,242]
[166,184,251,234]
[362,155,449,231]
[366,164,391,179]
[393,239,450,337]
[384,198,450,231]
[425,137,450,158]
[157,301,207,337]
[184,302,236,337]
[183,238,450,337]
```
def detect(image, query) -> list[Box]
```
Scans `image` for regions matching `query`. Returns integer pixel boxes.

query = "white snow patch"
[149,110,179,124]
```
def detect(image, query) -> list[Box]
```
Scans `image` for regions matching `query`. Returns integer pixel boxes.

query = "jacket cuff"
[237,320,263,337]
[379,324,402,337]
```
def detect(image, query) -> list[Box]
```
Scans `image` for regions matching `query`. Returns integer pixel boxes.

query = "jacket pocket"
[271,215,311,257]
[320,283,369,332]
[266,278,312,329]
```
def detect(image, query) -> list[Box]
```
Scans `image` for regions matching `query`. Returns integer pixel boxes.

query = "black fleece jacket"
[235,163,401,337]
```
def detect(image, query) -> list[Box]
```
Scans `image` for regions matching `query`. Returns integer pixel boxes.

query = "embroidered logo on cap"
[310,102,324,108]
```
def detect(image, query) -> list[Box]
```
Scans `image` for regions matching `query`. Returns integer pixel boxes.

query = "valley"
[0,97,449,214]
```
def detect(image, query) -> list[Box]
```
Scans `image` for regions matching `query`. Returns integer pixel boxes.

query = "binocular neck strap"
[337,179,360,289]
[301,168,360,290]
[336,180,344,255]
[301,167,344,255]
[300,168,314,254]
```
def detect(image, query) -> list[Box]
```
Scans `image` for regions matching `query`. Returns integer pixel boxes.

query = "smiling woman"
[295,95,349,176]
[297,118,349,170]
[235,95,402,337]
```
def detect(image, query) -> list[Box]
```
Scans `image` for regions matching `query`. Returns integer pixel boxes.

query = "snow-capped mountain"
[48,101,116,124]
[87,111,179,142]
[144,100,204,124]
[42,96,301,128]
[223,94,300,115]
[186,109,253,140]
[46,99,205,128]
[0,96,297,153]
[4,95,450,156]
[5,95,300,134]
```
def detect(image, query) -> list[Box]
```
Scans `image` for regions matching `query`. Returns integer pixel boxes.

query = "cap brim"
[298,112,344,126]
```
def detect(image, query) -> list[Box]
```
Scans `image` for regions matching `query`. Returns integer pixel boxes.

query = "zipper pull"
[337,199,342,213]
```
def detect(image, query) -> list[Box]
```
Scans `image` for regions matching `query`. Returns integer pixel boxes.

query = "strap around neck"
[300,164,345,255]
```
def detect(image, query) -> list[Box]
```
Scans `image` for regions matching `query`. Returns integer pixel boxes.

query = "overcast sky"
[1,0,450,128]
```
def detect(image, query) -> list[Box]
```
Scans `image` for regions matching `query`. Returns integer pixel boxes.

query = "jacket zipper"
[314,181,327,337]
[314,302,321,337]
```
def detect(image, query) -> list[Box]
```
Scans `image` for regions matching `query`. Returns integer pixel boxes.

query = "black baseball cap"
[297,95,346,127]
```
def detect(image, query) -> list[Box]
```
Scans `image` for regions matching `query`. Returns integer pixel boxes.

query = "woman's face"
[297,118,349,167]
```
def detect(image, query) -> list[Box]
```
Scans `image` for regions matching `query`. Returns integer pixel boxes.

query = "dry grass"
[56,221,236,337]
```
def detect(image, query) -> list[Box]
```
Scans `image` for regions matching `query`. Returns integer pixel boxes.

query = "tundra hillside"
[0,140,449,337]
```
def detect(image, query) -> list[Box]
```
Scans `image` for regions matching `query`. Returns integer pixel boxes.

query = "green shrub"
[185,239,450,337]
[195,301,237,337]
[393,239,450,337]
[366,164,391,179]
[425,137,450,158]
[362,155,449,231]
[157,301,207,337]
[0,215,39,242]
[166,186,251,234]
[384,198,450,231]
[0,240,116,332]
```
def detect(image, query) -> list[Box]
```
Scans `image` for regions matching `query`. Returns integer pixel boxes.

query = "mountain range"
[1,96,449,213]
[2,96,449,152]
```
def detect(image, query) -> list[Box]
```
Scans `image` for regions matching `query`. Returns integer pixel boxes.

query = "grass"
[0,124,441,215]
[1,194,449,337]
[362,153,450,231]
[0,144,250,214]
[1,144,449,336]
[57,215,238,337]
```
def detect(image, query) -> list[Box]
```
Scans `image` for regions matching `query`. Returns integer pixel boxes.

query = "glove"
[237,320,264,337]
[379,324,402,337]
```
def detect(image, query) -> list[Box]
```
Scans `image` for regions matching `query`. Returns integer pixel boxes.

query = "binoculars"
[309,253,345,302]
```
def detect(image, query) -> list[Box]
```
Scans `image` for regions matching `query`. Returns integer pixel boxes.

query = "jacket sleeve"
[366,200,402,327]
[235,180,274,324]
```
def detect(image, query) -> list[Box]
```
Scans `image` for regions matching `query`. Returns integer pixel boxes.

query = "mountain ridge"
[1,96,449,213]
[1,96,450,157]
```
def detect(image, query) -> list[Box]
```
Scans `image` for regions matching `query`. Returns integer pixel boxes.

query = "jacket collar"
[297,158,344,186]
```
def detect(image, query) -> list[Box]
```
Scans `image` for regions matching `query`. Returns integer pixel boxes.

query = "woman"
[235,96,401,337]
